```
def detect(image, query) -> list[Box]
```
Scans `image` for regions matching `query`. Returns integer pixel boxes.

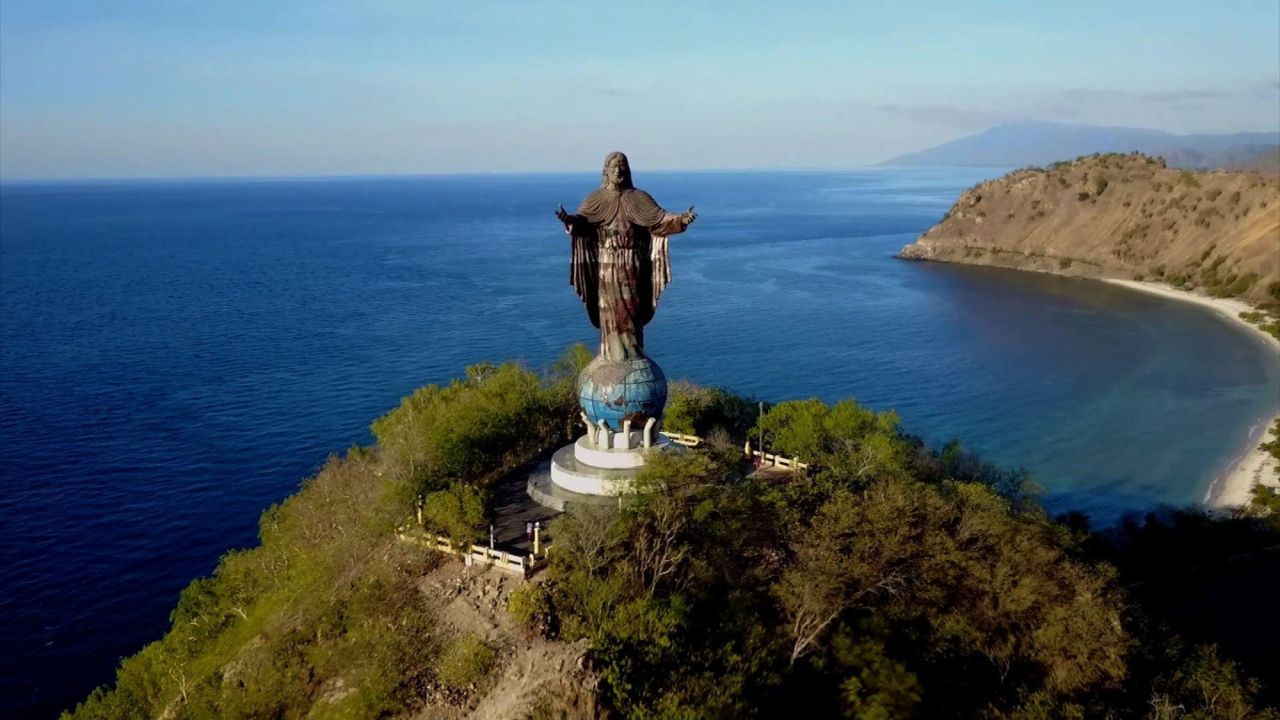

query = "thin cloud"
[874,103,1003,129]
[1059,87,1228,106]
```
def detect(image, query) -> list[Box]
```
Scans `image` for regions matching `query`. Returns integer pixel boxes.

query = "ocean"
[2,169,1277,716]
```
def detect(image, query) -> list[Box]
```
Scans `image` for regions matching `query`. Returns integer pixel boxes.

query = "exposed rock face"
[899,153,1280,304]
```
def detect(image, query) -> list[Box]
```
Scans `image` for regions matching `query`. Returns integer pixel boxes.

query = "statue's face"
[603,153,630,189]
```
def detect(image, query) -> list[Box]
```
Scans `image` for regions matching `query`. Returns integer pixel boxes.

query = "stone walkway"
[489,456,561,554]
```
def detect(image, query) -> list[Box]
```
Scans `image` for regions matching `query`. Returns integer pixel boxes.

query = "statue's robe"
[569,188,687,360]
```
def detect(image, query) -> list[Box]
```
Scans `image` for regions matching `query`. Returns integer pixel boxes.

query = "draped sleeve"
[650,235,671,312]
[569,223,600,328]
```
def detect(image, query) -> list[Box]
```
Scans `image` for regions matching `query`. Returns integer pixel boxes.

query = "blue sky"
[1,1,1277,179]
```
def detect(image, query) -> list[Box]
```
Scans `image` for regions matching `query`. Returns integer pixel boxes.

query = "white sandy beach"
[1102,279,1280,510]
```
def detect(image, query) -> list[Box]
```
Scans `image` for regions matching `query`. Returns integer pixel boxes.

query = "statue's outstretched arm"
[555,205,584,235]
[654,205,696,236]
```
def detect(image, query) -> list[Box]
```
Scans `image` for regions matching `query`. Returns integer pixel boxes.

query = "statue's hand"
[681,206,697,225]
[555,205,574,233]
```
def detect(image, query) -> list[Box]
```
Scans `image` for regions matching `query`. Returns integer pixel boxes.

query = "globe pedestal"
[527,353,675,511]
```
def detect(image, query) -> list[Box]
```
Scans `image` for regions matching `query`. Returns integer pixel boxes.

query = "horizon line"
[0,164,1018,185]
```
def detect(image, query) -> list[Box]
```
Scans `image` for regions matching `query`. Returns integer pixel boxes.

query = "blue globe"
[578,355,668,430]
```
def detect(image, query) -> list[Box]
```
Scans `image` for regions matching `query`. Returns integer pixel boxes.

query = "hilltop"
[880,121,1280,169]
[898,153,1280,306]
[61,353,1280,719]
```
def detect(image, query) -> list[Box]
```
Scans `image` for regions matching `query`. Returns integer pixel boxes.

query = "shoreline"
[1099,279,1280,353]
[1100,279,1280,510]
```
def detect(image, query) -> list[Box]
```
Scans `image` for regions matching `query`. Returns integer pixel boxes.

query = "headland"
[899,153,1280,509]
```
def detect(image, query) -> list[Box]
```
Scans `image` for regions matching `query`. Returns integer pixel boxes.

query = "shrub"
[1059,257,1073,270]
[663,382,759,439]
[509,582,556,636]
[435,634,495,691]
[422,483,487,548]
[1222,272,1258,297]
[371,347,587,495]
[1250,486,1280,523]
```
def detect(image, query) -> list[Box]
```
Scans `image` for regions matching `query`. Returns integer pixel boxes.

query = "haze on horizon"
[1,0,1277,181]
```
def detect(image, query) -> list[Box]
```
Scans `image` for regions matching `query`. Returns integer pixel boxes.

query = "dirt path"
[412,563,599,720]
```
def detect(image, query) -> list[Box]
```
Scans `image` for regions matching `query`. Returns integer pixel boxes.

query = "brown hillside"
[899,153,1280,305]
[1235,147,1280,174]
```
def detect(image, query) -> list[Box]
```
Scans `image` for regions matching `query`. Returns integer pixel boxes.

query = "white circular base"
[549,444,637,495]
[544,433,683,498]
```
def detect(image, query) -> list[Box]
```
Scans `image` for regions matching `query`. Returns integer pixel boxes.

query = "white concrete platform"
[548,444,640,496]
[526,432,683,509]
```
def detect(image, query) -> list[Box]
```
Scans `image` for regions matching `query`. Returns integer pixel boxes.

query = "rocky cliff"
[899,153,1280,305]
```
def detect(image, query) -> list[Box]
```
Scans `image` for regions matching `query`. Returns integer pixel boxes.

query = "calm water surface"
[2,169,1277,716]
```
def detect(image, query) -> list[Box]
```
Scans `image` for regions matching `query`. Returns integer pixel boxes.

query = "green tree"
[663,381,759,438]
[754,398,911,482]
[370,360,563,494]
[422,482,488,548]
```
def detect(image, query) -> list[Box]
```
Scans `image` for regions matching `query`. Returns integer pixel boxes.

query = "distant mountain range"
[880,121,1280,169]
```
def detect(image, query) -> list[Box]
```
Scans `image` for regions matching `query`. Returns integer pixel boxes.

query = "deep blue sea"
[2,169,1277,717]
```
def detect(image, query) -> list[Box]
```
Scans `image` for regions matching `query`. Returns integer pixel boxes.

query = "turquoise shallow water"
[2,169,1277,716]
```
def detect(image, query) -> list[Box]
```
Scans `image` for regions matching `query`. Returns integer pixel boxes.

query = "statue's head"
[601,152,633,190]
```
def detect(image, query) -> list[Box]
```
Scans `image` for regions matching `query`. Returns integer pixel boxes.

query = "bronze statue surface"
[556,152,696,361]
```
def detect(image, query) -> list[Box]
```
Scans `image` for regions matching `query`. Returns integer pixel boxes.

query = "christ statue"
[556,152,696,361]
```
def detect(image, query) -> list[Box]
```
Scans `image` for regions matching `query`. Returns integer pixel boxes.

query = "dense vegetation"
[521,393,1280,718]
[67,349,1280,718]
[1250,418,1280,519]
